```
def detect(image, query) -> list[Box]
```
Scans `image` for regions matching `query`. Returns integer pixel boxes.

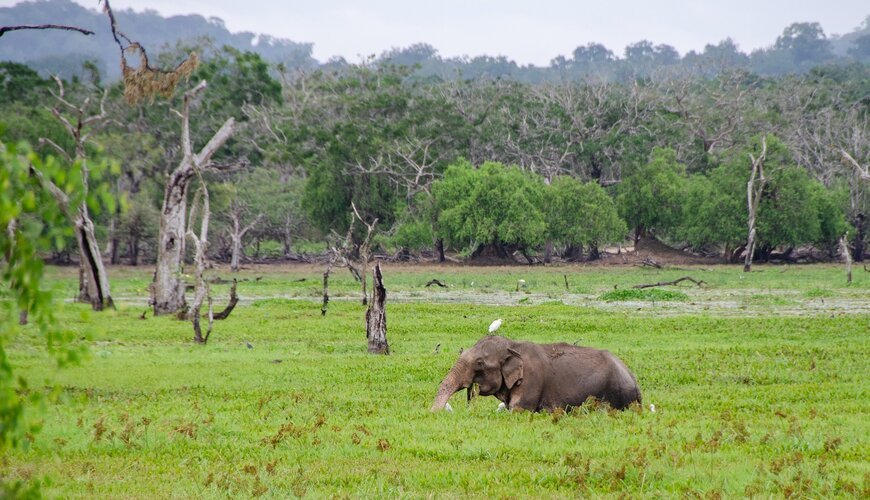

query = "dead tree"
[37,77,114,310]
[841,150,869,262]
[841,150,870,182]
[366,262,389,354]
[186,182,214,343]
[228,197,263,272]
[152,81,237,316]
[744,137,768,273]
[839,235,853,284]
[321,220,356,316]
[351,202,378,306]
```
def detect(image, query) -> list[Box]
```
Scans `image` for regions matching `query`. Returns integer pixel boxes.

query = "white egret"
[488,318,503,333]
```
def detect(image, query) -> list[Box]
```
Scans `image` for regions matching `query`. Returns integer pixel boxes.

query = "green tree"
[809,182,849,256]
[755,166,823,255]
[679,168,745,259]
[434,160,546,260]
[1,142,84,494]
[774,22,833,67]
[617,147,687,243]
[545,176,626,259]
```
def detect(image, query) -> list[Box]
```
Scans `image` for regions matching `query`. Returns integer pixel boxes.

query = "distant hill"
[0,0,317,79]
[1,1,868,83]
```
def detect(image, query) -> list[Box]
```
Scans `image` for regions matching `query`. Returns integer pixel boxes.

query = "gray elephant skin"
[431,335,641,412]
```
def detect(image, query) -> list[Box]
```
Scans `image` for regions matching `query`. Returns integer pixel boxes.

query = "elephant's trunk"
[431,356,472,411]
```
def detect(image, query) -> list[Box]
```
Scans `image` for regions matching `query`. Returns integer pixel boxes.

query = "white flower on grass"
[489,318,503,333]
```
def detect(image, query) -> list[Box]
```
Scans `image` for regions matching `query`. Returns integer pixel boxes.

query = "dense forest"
[1,2,868,274]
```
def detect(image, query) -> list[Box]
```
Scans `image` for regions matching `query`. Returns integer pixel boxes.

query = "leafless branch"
[841,150,870,181]
[0,24,94,37]
[633,276,706,289]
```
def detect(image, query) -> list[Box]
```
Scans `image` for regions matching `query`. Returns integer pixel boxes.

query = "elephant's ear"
[502,348,523,389]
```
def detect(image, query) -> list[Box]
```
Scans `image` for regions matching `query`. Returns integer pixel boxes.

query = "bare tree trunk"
[360,266,368,306]
[38,78,113,310]
[351,202,378,306]
[107,213,120,265]
[283,234,292,258]
[77,257,90,303]
[151,81,236,315]
[321,220,356,316]
[187,184,213,343]
[436,238,445,263]
[543,240,553,264]
[228,200,262,273]
[30,163,113,310]
[129,235,139,266]
[230,235,242,272]
[153,166,193,315]
[321,259,333,316]
[76,211,114,310]
[852,214,865,262]
[839,235,853,284]
[366,262,389,355]
[744,137,768,273]
[588,245,601,262]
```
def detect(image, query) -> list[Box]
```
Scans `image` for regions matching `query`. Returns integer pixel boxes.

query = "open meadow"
[4,263,869,497]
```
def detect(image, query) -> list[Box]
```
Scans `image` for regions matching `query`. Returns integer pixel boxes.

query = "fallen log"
[633,276,706,289]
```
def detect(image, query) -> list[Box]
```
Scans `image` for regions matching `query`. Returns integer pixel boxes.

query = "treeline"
[1,0,869,82]
[0,43,868,266]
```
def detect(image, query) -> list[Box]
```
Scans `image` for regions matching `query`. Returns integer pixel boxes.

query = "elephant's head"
[430,335,523,411]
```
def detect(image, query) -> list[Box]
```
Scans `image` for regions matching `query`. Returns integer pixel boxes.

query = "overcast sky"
[11,0,870,65]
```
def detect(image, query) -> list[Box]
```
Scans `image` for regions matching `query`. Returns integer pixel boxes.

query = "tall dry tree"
[227,197,263,273]
[186,180,213,343]
[151,81,237,315]
[37,77,114,310]
[744,137,768,272]
[654,70,753,161]
[351,202,378,306]
[321,218,357,316]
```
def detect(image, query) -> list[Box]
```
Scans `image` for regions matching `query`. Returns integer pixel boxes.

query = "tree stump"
[366,262,389,355]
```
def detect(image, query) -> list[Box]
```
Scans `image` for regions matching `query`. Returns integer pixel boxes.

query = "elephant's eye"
[475,358,484,368]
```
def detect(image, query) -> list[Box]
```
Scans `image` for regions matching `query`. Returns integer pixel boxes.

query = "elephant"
[431,335,641,412]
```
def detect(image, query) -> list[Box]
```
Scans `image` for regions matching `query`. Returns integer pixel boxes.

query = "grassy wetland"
[3,263,869,497]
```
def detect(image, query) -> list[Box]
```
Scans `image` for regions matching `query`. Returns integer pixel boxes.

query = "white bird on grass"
[649,404,656,413]
[445,402,453,412]
[489,318,503,333]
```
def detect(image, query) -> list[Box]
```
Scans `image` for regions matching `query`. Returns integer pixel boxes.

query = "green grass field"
[4,263,869,497]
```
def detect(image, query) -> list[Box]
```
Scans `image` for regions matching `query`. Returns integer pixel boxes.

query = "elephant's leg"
[507,388,540,411]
